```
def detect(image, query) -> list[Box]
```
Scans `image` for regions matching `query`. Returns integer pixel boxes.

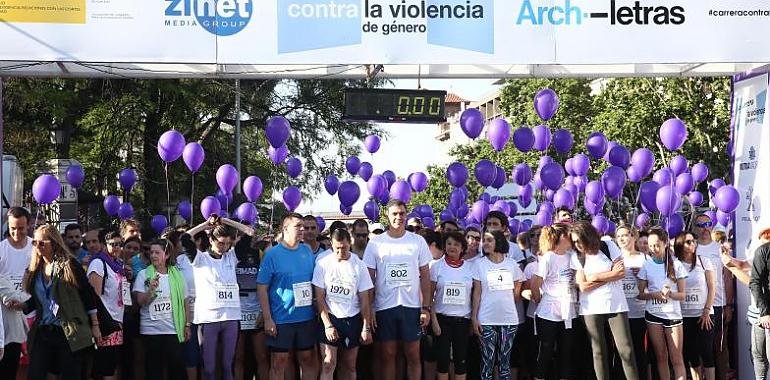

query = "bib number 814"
[218,291,233,300]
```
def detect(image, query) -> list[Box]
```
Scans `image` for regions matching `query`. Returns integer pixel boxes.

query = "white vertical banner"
[732,71,769,379]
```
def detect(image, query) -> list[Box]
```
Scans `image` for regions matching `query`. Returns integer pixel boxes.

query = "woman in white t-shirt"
[637,227,688,380]
[570,221,638,380]
[471,230,525,380]
[673,232,716,380]
[87,230,128,380]
[133,239,191,380]
[615,224,649,380]
[530,223,576,380]
[430,231,473,380]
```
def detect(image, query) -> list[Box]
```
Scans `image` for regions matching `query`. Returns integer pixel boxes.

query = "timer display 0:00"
[396,96,442,116]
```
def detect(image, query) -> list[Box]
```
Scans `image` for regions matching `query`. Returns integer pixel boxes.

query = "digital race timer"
[343,88,447,123]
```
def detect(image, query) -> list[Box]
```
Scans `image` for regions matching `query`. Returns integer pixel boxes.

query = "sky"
[295,78,498,214]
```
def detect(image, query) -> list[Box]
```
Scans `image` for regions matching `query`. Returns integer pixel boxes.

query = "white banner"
[732,70,770,380]
[1,0,769,64]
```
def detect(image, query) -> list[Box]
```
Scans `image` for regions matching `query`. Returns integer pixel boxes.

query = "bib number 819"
[445,288,460,297]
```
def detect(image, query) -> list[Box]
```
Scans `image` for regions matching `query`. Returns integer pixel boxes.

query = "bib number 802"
[390,269,408,278]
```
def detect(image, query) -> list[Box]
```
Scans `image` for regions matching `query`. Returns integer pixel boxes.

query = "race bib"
[293,282,312,307]
[121,281,133,306]
[10,275,24,292]
[487,269,514,291]
[386,263,413,286]
[648,298,676,314]
[149,296,172,321]
[213,283,239,308]
[327,279,354,304]
[241,311,259,330]
[683,287,706,310]
[442,282,468,305]
[622,278,638,298]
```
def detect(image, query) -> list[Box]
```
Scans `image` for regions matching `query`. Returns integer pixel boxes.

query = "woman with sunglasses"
[673,232,716,380]
[637,227,688,380]
[471,230,525,380]
[530,223,576,380]
[87,230,128,380]
[24,225,100,380]
[570,221,638,380]
[133,239,191,380]
[186,216,241,380]
[615,224,649,380]
[430,231,473,380]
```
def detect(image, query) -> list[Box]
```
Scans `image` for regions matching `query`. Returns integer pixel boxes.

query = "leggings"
[682,316,716,369]
[143,334,186,380]
[199,320,239,380]
[583,313,639,380]
[480,325,517,380]
[535,317,576,380]
[752,323,770,380]
[436,314,470,375]
[627,317,649,380]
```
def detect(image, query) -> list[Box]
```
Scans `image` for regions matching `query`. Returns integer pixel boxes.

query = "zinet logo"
[165,0,253,36]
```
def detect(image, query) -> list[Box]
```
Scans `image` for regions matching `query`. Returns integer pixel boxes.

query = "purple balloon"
[471,200,490,223]
[513,127,535,153]
[449,189,465,209]
[446,162,468,188]
[574,175,588,193]
[418,205,435,219]
[572,154,591,176]
[316,217,326,232]
[507,201,518,217]
[235,203,258,225]
[709,179,726,196]
[538,201,555,215]
[66,165,85,188]
[479,193,492,203]
[460,109,484,139]
[474,160,497,187]
[487,119,511,152]
[508,219,520,235]
[265,116,291,148]
[688,191,704,206]
[675,173,694,195]
[282,186,302,212]
[340,204,353,216]
[703,210,718,225]
[601,166,627,199]
[714,185,740,213]
[345,157,361,176]
[630,148,655,177]
[627,166,643,183]
[608,145,631,169]
[585,180,605,203]
[358,162,373,182]
[215,189,233,211]
[491,200,511,216]
[423,217,436,229]
[325,175,341,196]
[383,170,397,189]
[338,181,361,207]
[603,141,620,162]
[607,221,617,235]
[553,188,575,210]
[512,164,533,186]
[377,190,390,206]
[151,215,168,235]
[216,164,239,194]
[552,129,574,154]
[592,215,609,234]
[540,162,565,191]
[534,88,559,121]
[157,130,186,163]
[177,200,192,221]
[118,203,134,220]
[635,213,651,229]
[639,181,660,213]
[268,145,289,166]
[586,132,609,159]
[692,163,709,183]
[532,125,552,151]
[439,209,454,222]
[456,204,469,219]
[409,172,429,192]
[364,200,379,221]
[716,210,732,227]
[243,176,264,202]
[390,180,412,203]
[104,195,121,216]
[656,185,682,217]
[536,211,553,226]
[564,158,575,176]
[669,155,689,176]
[182,142,205,173]
[660,118,688,151]
[492,166,506,189]
[118,168,137,192]
[364,135,381,154]
[286,157,303,178]
[31,174,60,204]
[584,198,604,216]
[538,156,554,169]
[519,184,534,208]
[544,189,555,202]
[367,175,387,197]
[653,168,675,187]
[662,214,685,236]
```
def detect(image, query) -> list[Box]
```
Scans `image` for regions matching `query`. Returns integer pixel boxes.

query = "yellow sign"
[0,0,85,24]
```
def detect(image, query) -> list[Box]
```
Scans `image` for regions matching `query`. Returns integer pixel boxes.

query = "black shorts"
[267,319,318,352]
[319,314,364,349]
[645,311,682,328]
[375,306,421,342]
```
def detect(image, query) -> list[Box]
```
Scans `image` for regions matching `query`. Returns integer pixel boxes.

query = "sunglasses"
[107,241,123,247]
[696,221,713,228]
[32,240,49,248]
[466,235,481,241]
[685,239,697,245]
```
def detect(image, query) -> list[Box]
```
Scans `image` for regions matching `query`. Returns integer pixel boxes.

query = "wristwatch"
[421,305,432,312]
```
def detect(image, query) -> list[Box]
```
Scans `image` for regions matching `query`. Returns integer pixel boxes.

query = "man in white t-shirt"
[364,200,432,380]
[0,207,32,378]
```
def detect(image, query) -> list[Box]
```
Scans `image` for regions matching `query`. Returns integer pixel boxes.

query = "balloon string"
[191,174,196,225]
[165,163,171,224]
[269,167,276,234]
